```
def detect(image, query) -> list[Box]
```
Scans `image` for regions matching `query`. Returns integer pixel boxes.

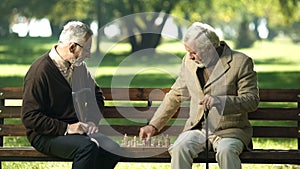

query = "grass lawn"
[1,36,300,168]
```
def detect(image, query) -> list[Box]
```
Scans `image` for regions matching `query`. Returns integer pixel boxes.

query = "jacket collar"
[186,41,232,91]
[205,41,232,88]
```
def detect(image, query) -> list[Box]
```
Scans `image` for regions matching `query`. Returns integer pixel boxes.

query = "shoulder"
[25,51,56,79]
[30,52,53,69]
[223,43,252,63]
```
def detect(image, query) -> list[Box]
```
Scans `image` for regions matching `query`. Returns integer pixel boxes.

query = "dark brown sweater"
[21,52,104,144]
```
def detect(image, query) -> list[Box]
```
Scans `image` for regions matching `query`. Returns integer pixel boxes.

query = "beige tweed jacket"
[149,41,259,147]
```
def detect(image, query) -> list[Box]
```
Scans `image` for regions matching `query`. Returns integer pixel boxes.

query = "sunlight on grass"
[253,138,297,150]
[100,41,131,54]
[0,64,29,77]
[3,162,72,169]
[239,37,300,72]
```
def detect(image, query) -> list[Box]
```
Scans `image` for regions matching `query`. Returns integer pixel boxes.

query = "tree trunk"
[95,0,102,55]
[129,1,178,53]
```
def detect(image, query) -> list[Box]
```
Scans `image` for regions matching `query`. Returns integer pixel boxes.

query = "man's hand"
[139,125,156,140]
[199,94,215,111]
[80,122,99,135]
[67,122,85,135]
[67,122,99,135]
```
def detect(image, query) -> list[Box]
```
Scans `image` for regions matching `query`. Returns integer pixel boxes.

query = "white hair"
[59,21,93,45]
[184,22,220,51]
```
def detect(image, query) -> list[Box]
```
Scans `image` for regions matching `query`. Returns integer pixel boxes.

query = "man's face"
[77,37,92,59]
[184,43,203,65]
[73,37,92,66]
[184,42,218,68]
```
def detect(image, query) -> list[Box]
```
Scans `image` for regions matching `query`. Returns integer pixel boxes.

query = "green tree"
[199,0,299,48]
[108,0,181,52]
[2,0,299,48]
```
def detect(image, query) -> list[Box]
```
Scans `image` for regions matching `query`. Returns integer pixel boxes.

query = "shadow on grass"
[258,71,300,89]
[1,71,299,89]
[0,37,56,65]
[95,73,176,88]
[0,76,24,87]
[254,57,295,65]
[88,51,185,67]
[96,71,300,89]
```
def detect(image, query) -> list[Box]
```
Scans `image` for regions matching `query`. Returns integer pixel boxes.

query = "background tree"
[1,0,299,48]
[109,0,181,52]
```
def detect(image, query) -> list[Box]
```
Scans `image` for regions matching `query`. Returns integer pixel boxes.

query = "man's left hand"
[199,94,215,111]
[80,122,99,135]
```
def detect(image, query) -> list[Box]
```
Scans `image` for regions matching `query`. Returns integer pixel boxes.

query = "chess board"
[120,134,172,148]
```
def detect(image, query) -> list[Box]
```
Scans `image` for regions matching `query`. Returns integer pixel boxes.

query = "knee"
[78,139,98,156]
[169,142,184,155]
[216,144,240,159]
[169,142,195,158]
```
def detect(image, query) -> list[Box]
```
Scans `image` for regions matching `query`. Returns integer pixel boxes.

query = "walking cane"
[205,110,209,169]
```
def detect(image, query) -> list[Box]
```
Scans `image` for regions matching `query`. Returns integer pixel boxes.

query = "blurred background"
[1,0,300,51]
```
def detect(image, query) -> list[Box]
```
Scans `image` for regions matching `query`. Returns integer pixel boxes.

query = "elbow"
[249,95,260,111]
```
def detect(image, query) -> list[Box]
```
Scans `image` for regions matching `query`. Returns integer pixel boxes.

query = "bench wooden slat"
[249,108,299,120]
[1,106,299,121]
[252,126,299,138]
[101,88,172,101]
[90,126,300,138]
[0,87,23,99]
[2,87,300,102]
[2,124,298,138]
[259,89,300,102]
[0,147,299,164]
[0,106,21,118]
[0,124,26,136]
[0,124,183,137]
[99,125,185,136]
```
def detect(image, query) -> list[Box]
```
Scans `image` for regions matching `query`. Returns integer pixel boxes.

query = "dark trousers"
[32,134,120,169]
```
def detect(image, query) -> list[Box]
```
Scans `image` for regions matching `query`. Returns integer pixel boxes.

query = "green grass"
[1,37,299,88]
[1,36,300,168]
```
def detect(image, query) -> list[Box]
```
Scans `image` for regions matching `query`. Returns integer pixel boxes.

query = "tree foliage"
[1,0,299,47]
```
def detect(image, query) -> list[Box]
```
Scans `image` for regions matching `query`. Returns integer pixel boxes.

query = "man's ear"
[69,43,77,53]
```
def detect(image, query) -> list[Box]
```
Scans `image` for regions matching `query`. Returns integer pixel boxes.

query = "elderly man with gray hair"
[22,21,120,169]
[140,22,259,169]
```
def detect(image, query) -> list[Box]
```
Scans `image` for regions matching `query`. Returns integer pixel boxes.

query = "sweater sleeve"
[21,71,68,136]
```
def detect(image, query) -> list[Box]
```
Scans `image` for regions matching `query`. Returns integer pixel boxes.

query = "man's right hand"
[139,125,156,140]
[66,122,85,135]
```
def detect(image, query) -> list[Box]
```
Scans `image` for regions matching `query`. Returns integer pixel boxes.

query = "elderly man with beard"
[139,22,259,169]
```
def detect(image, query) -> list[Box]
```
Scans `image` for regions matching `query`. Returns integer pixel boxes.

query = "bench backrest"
[0,87,299,150]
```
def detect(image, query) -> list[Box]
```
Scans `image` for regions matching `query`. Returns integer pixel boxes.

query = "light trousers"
[168,129,244,169]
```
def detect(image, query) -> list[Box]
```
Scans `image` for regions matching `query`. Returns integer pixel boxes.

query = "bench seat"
[0,87,300,168]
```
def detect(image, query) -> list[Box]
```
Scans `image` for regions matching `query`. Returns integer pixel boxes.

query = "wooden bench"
[0,87,300,168]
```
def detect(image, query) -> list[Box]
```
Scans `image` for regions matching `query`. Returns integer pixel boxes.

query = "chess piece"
[146,137,151,147]
[133,136,137,147]
[161,134,165,146]
[130,139,134,147]
[154,137,158,147]
[123,133,128,146]
[166,134,170,147]
[159,140,163,147]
